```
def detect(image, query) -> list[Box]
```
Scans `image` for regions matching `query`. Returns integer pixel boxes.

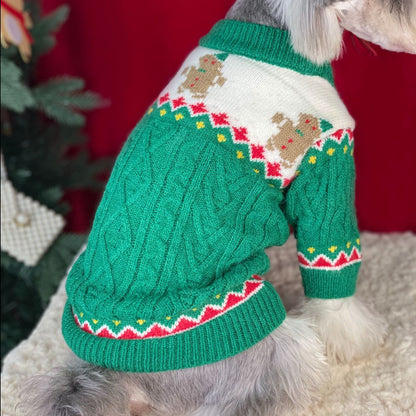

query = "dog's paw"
[297,296,387,363]
[269,316,330,410]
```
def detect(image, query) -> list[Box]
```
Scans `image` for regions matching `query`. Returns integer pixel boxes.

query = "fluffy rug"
[2,233,416,416]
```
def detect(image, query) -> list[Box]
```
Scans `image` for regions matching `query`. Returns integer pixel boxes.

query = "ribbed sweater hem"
[301,262,360,299]
[62,281,286,372]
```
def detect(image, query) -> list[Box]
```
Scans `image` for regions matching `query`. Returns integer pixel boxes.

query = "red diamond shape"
[266,162,282,177]
[159,93,170,105]
[251,144,265,160]
[172,96,186,109]
[233,127,249,142]
[212,113,229,126]
[190,103,208,114]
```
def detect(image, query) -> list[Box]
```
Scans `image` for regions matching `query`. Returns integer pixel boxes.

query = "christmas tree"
[1,1,110,361]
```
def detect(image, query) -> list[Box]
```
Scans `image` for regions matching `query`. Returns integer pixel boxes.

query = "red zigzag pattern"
[314,128,354,150]
[74,276,264,340]
[298,247,361,271]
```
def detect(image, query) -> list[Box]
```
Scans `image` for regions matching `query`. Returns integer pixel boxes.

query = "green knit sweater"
[62,20,361,372]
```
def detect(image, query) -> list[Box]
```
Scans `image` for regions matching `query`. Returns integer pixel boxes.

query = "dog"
[20,1,415,415]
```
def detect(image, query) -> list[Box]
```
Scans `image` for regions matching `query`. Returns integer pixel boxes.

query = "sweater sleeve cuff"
[300,262,360,299]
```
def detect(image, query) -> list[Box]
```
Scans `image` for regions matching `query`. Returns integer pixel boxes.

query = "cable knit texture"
[2,233,416,416]
[63,20,361,372]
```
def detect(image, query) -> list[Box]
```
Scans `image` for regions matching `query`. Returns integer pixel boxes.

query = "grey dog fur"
[228,0,413,63]
[226,0,286,27]
[19,318,328,416]
[18,0,414,415]
[227,0,410,25]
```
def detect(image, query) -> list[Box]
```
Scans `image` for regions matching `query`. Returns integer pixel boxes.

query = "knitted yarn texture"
[63,20,361,372]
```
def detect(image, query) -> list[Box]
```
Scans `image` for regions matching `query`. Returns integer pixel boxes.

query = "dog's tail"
[18,356,132,416]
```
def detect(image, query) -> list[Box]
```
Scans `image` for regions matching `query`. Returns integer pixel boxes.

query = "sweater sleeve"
[283,128,361,299]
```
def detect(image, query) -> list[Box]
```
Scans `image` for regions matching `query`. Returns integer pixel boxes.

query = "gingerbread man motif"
[178,54,227,99]
[266,112,322,168]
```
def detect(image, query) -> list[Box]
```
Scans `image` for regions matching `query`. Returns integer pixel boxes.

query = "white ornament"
[1,178,65,267]
[14,211,31,227]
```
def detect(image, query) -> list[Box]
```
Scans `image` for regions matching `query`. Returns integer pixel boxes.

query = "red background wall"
[38,0,416,233]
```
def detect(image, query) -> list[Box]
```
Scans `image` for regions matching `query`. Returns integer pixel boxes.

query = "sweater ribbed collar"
[199,19,334,85]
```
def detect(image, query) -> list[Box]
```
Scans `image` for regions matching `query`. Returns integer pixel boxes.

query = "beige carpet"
[2,233,416,416]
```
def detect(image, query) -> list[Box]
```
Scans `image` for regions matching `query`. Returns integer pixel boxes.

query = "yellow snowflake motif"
[295,170,300,176]
[343,145,348,154]
[217,134,226,142]
[147,107,154,114]
[308,156,317,164]
[136,319,146,325]
[328,246,338,253]
[253,169,260,174]
[351,148,354,156]
[160,109,167,116]
[268,184,275,188]
[175,113,184,121]
[80,312,84,317]
[236,150,244,159]
[327,148,335,156]
[192,308,197,311]
[92,319,99,324]
[346,241,351,248]
[166,316,171,320]
[196,121,205,129]
[356,238,360,245]
[215,294,221,299]
[113,320,121,326]
[307,247,316,253]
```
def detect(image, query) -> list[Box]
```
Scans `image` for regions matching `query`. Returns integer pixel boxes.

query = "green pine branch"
[1,58,35,112]
[1,2,113,362]
[32,77,106,126]
[30,5,70,57]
